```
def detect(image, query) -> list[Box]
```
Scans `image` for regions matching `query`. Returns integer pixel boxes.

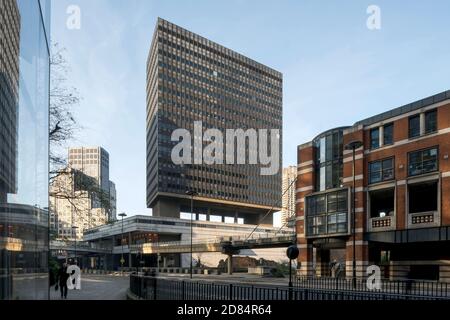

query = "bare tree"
[48,43,112,238]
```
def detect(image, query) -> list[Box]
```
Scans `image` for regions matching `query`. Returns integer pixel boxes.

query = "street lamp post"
[185,190,198,279]
[345,140,363,289]
[286,245,299,300]
[118,212,127,273]
[72,226,78,266]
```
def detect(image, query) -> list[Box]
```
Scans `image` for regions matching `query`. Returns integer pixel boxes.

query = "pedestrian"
[330,259,337,278]
[56,263,70,299]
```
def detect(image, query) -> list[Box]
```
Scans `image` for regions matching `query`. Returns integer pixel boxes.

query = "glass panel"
[319,166,325,191]
[328,224,337,233]
[328,214,337,224]
[409,115,420,138]
[382,158,394,180]
[408,148,438,176]
[325,164,333,190]
[370,128,380,149]
[337,213,347,223]
[383,123,393,145]
[369,161,382,183]
[325,134,332,161]
[327,193,337,213]
[0,0,50,300]
[319,137,326,163]
[425,110,437,134]
[337,223,348,233]
[316,195,326,214]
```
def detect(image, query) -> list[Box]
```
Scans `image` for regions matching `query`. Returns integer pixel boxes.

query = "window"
[370,128,380,149]
[425,109,437,134]
[306,189,348,236]
[408,147,438,176]
[369,158,394,184]
[409,115,420,138]
[383,123,393,145]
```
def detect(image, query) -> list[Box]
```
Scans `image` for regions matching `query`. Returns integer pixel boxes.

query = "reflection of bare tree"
[48,42,112,237]
[49,42,81,175]
[50,168,112,239]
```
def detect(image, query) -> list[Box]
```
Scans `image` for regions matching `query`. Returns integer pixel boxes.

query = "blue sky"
[51,0,450,220]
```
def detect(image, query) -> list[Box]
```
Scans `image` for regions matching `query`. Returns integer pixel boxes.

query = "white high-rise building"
[69,147,110,194]
[281,166,297,227]
[50,147,117,240]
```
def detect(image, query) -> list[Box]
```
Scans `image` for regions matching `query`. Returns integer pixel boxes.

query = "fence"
[129,275,448,300]
[296,276,450,298]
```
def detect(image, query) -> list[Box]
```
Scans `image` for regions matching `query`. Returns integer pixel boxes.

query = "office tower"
[281,166,296,227]
[50,147,117,240]
[146,18,283,225]
[0,0,20,203]
[296,90,450,281]
[69,147,110,195]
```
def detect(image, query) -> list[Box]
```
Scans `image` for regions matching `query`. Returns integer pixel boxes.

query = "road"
[50,274,129,300]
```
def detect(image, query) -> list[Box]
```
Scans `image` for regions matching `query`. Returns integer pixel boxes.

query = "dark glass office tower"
[0,0,50,300]
[146,18,282,225]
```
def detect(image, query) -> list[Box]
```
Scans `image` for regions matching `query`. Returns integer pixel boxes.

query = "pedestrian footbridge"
[134,233,296,255]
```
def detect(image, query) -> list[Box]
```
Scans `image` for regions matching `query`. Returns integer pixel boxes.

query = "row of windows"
[69,154,98,160]
[157,48,281,101]
[157,24,281,84]
[157,71,280,119]
[369,109,437,150]
[370,123,393,149]
[368,147,439,184]
[70,148,98,154]
[158,61,281,114]
[409,109,437,138]
[70,160,98,165]
[165,183,250,201]
[157,100,279,130]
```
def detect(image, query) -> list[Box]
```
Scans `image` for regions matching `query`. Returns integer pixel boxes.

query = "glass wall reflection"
[0,0,50,300]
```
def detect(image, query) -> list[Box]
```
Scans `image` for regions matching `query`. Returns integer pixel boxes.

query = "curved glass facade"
[313,127,348,192]
[0,0,50,300]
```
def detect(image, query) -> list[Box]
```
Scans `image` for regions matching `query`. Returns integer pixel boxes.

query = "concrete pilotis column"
[227,254,233,275]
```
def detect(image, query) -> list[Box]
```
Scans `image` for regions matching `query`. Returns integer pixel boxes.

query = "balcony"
[408,211,440,229]
[368,187,396,232]
[369,215,396,232]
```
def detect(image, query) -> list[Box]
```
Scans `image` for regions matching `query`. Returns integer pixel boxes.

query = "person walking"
[56,263,70,299]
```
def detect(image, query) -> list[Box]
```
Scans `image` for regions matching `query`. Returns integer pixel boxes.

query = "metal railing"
[296,276,450,298]
[129,275,448,300]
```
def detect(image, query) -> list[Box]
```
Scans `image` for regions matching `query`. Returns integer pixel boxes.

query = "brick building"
[296,90,450,282]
